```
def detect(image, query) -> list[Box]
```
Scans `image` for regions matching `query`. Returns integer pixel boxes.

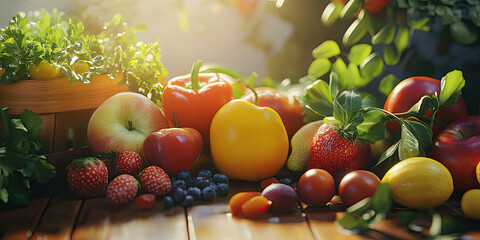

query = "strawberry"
[135,193,156,209]
[96,151,119,181]
[139,165,171,196]
[106,174,139,205]
[67,157,109,198]
[307,123,371,175]
[116,151,143,175]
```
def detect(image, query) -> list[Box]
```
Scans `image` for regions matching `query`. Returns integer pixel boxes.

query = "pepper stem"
[190,60,202,89]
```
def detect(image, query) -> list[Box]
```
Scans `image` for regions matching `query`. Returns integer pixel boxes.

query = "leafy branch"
[0,108,55,205]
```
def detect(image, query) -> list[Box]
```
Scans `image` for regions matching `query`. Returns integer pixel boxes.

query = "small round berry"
[182,195,195,208]
[279,178,293,186]
[213,173,229,184]
[135,193,156,209]
[195,177,210,189]
[162,196,174,209]
[172,180,187,190]
[187,187,202,200]
[176,171,191,181]
[217,183,229,197]
[172,188,186,203]
[201,186,217,201]
[197,169,212,180]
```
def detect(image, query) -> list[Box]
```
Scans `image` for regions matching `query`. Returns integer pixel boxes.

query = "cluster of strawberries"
[66,151,171,209]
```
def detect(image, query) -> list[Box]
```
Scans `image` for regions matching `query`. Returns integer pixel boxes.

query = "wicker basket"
[0,74,129,187]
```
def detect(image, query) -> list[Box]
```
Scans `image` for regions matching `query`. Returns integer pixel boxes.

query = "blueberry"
[162,196,174,209]
[201,186,217,201]
[186,177,196,187]
[195,177,210,189]
[217,183,229,197]
[209,184,219,194]
[187,187,202,200]
[213,173,229,184]
[176,171,191,181]
[182,195,194,208]
[172,180,187,190]
[197,169,212,180]
[172,187,186,203]
[279,177,293,186]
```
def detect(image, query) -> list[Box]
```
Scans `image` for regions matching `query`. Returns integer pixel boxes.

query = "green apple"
[87,92,170,154]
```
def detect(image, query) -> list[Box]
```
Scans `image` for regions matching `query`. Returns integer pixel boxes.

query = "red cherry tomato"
[363,0,390,13]
[242,87,306,139]
[384,76,468,136]
[339,170,380,207]
[297,169,335,206]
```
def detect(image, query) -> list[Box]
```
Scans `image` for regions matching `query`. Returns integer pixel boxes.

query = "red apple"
[87,92,171,155]
[429,116,480,193]
[142,127,203,175]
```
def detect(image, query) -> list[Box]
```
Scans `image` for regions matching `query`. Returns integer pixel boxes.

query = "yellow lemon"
[461,189,480,220]
[381,157,453,209]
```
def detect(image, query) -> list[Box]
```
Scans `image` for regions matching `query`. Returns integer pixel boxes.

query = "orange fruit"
[241,195,271,218]
[229,192,261,215]
[381,157,454,209]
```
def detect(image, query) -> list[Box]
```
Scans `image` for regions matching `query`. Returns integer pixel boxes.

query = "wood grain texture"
[71,198,188,240]
[0,198,49,240]
[0,74,128,115]
[30,194,82,240]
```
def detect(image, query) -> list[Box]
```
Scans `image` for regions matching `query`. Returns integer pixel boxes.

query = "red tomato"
[384,76,468,136]
[363,0,390,13]
[242,87,306,139]
[297,169,335,206]
[339,170,380,207]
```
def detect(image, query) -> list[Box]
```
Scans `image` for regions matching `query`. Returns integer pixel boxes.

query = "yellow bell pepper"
[210,99,289,181]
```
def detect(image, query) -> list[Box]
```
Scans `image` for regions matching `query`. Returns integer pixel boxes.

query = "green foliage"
[0,10,167,104]
[0,108,55,206]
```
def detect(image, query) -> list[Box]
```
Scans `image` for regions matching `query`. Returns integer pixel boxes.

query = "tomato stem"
[190,60,202,90]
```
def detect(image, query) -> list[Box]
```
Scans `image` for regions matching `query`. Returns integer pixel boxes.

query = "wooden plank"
[30,193,82,240]
[188,181,315,240]
[71,198,188,240]
[0,198,50,240]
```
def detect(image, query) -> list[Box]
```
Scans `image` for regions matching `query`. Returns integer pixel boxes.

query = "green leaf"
[439,70,465,106]
[398,124,421,160]
[346,63,362,87]
[372,22,396,45]
[304,80,334,118]
[312,40,341,59]
[357,109,388,144]
[308,58,331,78]
[340,0,364,19]
[398,210,422,230]
[338,213,362,230]
[372,183,393,214]
[0,188,8,203]
[321,2,344,27]
[20,109,42,136]
[359,53,384,78]
[378,74,400,96]
[335,90,363,126]
[383,44,400,66]
[331,58,348,88]
[347,44,372,65]
[343,19,368,47]
[403,118,432,149]
[468,6,480,27]
[375,140,400,167]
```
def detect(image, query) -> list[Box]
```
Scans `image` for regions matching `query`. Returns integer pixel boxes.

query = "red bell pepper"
[162,60,233,151]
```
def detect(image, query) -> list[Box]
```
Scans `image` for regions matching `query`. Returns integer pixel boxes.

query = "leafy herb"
[398,209,467,239]
[0,108,55,205]
[0,10,167,104]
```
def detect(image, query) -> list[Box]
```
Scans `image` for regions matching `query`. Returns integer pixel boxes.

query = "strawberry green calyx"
[66,157,103,170]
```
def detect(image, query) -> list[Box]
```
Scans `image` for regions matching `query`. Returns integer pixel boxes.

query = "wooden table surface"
[1,179,480,240]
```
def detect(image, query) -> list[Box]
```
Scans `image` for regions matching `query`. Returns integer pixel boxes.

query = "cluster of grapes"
[162,170,230,209]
